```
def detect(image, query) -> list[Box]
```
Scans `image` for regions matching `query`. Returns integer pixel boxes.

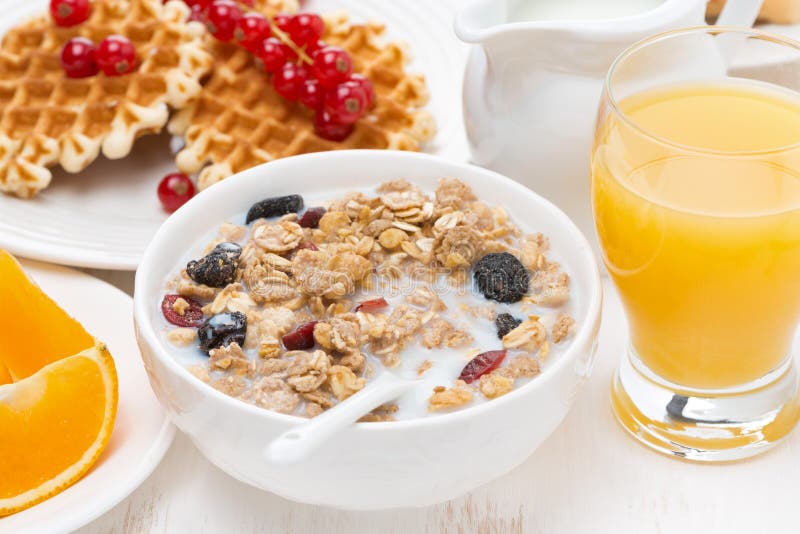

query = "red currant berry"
[312,46,352,89]
[49,0,90,27]
[183,0,210,9]
[95,35,136,76]
[205,0,242,42]
[298,79,324,109]
[285,13,324,46]
[314,110,353,141]
[324,81,367,124]
[306,39,326,54]
[60,37,98,78]
[273,62,310,101]
[157,173,195,213]
[349,73,375,109]
[234,12,270,51]
[254,37,289,73]
[273,13,292,31]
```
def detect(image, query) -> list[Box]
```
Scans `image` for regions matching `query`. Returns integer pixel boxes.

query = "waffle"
[0,0,213,198]
[708,0,800,23]
[169,11,436,190]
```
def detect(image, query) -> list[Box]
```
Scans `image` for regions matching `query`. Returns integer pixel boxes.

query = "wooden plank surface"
[76,272,800,534]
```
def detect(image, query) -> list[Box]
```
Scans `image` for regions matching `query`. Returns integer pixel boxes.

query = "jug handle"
[714,0,763,27]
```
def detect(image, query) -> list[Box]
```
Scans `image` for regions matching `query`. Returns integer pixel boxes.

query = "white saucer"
[0,260,174,534]
[0,0,469,270]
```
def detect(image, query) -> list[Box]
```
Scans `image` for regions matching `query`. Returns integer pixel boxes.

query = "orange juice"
[592,81,800,390]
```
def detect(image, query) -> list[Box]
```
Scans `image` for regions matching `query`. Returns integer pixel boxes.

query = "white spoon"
[265,372,418,465]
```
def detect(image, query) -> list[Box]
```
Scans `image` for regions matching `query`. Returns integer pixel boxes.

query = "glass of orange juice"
[592,27,800,461]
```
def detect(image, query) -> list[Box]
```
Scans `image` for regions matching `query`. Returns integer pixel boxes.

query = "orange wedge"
[0,362,11,386]
[0,251,118,516]
[0,344,118,516]
[0,251,94,381]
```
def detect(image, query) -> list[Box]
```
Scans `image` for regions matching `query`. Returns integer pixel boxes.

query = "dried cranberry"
[298,207,326,228]
[161,294,205,327]
[458,350,507,383]
[355,297,388,313]
[282,321,318,350]
[297,242,319,251]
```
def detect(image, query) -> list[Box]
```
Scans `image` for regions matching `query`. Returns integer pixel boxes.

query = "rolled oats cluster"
[160,178,576,420]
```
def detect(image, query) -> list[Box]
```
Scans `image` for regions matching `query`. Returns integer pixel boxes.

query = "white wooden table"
[74,270,800,534]
[28,7,800,533]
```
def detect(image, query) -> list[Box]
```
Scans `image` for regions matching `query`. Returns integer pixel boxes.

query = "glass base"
[612,349,800,462]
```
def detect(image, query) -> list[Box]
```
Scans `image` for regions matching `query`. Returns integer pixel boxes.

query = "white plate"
[0,260,174,534]
[0,0,469,270]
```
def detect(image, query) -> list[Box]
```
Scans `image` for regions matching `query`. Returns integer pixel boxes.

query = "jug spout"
[454,0,507,44]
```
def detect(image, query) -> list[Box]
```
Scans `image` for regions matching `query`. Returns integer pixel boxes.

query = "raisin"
[245,194,304,223]
[282,321,318,350]
[161,294,205,327]
[186,242,242,288]
[495,313,522,339]
[298,206,326,228]
[473,252,529,303]
[355,297,388,313]
[198,311,247,353]
[458,350,507,384]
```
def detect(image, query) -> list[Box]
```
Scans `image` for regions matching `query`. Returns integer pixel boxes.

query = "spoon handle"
[265,373,414,465]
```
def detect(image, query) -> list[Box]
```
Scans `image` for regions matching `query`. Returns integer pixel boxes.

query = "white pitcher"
[455,0,761,240]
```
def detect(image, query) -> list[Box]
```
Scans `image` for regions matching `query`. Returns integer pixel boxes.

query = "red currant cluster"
[52,0,137,78]
[188,0,375,141]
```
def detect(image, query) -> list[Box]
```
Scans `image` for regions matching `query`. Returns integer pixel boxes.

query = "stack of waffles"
[170,10,436,190]
[0,0,436,198]
[0,0,213,198]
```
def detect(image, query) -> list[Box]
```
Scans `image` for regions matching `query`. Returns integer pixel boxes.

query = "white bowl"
[133,150,602,510]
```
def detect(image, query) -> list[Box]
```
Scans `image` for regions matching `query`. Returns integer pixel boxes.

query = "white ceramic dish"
[0,260,174,534]
[133,150,602,510]
[0,0,469,271]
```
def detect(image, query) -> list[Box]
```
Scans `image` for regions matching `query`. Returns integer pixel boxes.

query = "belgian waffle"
[169,11,436,190]
[0,0,213,198]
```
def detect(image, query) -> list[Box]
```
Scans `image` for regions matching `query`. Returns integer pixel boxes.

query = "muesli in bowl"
[133,150,601,509]
[158,178,577,420]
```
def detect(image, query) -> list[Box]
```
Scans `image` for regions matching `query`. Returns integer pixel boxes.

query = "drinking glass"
[592,27,800,461]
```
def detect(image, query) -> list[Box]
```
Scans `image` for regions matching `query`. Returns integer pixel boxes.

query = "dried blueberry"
[186,242,242,288]
[198,311,247,353]
[297,206,326,228]
[473,252,529,303]
[495,313,522,339]
[246,194,304,223]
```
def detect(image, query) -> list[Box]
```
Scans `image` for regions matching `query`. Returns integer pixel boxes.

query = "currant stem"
[270,23,313,65]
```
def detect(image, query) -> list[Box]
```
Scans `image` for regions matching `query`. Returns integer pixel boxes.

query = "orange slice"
[0,362,11,386]
[0,250,94,381]
[0,343,118,516]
